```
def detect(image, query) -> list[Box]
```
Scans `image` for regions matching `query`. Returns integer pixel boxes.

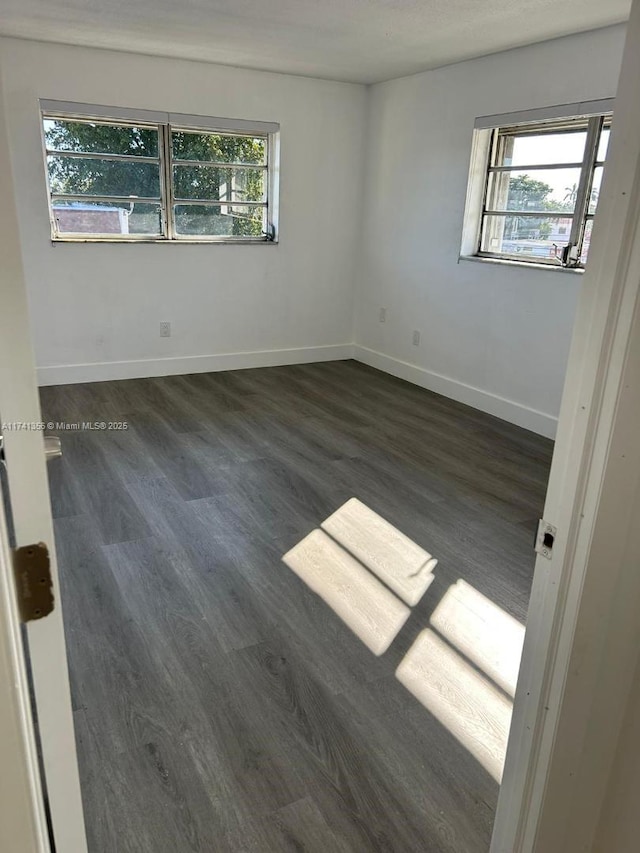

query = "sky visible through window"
[506,129,609,207]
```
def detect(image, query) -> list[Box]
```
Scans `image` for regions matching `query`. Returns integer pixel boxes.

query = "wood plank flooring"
[40,360,553,853]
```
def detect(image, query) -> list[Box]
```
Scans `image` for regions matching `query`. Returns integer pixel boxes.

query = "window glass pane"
[172,131,266,165]
[486,168,582,213]
[52,201,161,236]
[481,214,571,262]
[172,166,265,202]
[596,128,610,162]
[47,156,160,198]
[580,220,594,264]
[173,204,265,237]
[588,166,604,214]
[499,130,586,167]
[43,119,158,157]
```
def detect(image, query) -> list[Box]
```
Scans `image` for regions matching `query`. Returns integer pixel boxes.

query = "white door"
[0,65,87,853]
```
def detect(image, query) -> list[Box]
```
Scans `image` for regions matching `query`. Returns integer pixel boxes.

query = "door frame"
[491,4,640,850]
[0,481,50,852]
[0,58,87,853]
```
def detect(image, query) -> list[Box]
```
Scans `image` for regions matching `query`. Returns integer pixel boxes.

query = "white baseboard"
[37,342,557,438]
[354,345,557,438]
[37,344,356,386]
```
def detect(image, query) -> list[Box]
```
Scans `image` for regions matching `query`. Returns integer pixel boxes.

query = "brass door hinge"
[12,543,54,622]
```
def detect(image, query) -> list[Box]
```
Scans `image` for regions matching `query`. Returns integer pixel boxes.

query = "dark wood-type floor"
[40,360,553,853]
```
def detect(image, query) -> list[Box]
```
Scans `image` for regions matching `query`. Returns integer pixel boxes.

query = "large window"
[462,103,613,268]
[41,103,279,243]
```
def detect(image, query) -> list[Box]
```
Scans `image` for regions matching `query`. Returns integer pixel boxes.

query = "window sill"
[458,255,585,275]
[51,237,279,246]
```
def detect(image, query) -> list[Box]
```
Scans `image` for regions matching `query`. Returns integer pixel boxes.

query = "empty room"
[2,1,639,852]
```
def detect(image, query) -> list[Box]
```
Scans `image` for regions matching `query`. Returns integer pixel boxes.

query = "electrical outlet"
[379,307,387,323]
[412,330,420,346]
[160,322,171,338]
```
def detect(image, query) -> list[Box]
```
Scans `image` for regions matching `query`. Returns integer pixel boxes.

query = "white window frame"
[460,99,614,270]
[39,100,280,244]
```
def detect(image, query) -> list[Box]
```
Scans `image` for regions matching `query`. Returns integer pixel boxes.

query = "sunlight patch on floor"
[396,629,512,782]
[283,528,411,655]
[321,497,437,606]
[430,579,525,697]
[283,498,521,781]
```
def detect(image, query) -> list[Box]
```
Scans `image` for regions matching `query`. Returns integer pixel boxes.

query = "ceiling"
[0,0,630,84]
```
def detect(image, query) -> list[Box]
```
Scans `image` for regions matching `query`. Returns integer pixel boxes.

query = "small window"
[463,108,611,268]
[41,107,279,243]
[171,128,268,239]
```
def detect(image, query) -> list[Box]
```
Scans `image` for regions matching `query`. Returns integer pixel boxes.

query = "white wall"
[0,38,366,384]
[0,30,628,435]
[355,25,626,437]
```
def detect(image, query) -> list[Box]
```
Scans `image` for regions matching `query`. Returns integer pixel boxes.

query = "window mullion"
[159,123,174,240]
[264,135,270,237]
[569,116,603,250]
